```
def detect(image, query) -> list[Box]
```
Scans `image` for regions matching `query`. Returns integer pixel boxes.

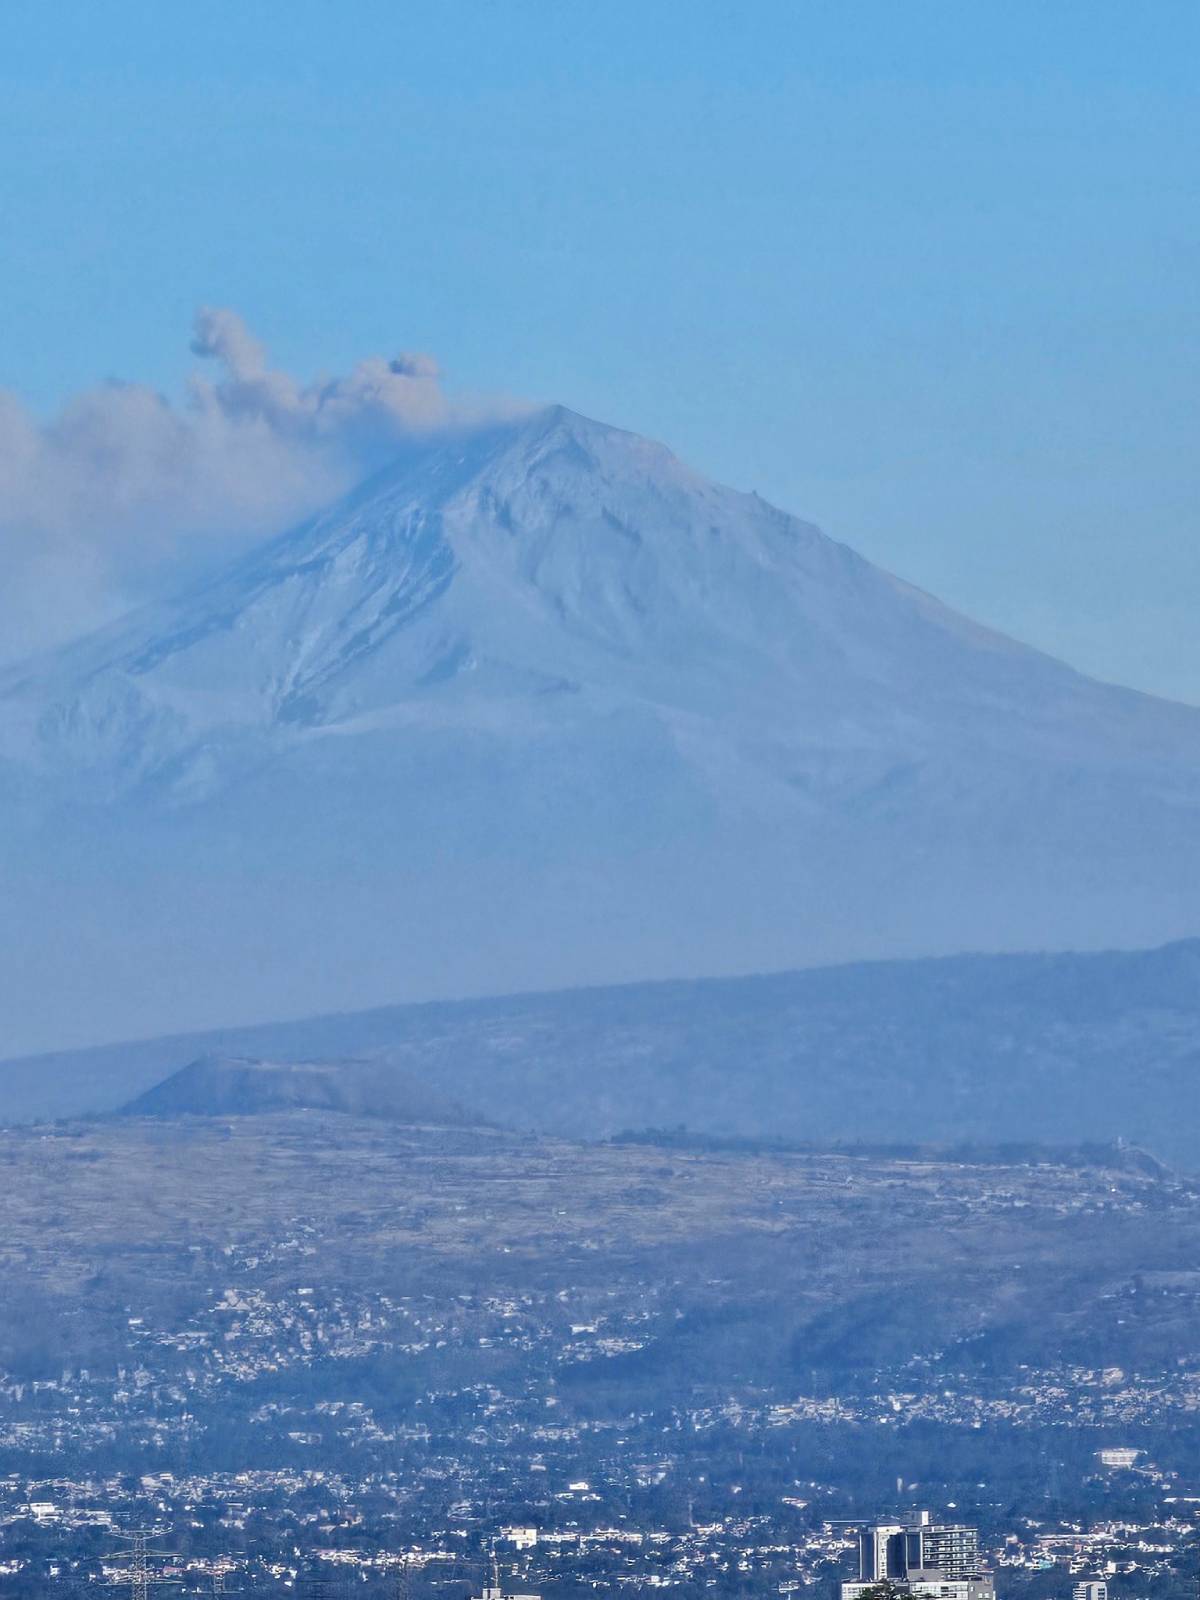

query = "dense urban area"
[2,1102,1200,1600]
[1,1483,1198,1600]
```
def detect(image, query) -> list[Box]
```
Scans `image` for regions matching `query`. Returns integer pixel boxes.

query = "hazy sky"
[2,1,1196,701]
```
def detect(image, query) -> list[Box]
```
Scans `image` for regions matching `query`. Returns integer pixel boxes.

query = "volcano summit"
[2,405,1198,1051]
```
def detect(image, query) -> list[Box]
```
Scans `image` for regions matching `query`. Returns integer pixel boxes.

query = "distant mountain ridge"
[1,404,1198,1050]
[6,937,1200,1168]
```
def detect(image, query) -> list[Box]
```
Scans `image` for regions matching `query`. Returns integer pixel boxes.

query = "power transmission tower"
[105,1530,178,1600]
[306,1563,338,1600]
[211,1562,240,1599]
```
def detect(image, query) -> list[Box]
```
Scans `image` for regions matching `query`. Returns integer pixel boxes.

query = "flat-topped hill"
[119,1053,478,1125]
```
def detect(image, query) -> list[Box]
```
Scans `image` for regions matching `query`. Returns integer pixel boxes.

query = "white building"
[1074,1582,1108,1600]
[842,1580,994,1600]
[500,1528,538,1551]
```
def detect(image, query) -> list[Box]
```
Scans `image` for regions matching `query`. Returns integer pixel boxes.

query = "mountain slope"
[0,406,1198,1051]
[5,404,1194,795]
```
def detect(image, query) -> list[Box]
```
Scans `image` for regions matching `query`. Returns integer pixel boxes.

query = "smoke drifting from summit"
[0,311,495,663]
[186,307,448,443]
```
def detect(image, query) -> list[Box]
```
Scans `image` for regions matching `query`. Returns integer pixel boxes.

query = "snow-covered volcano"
[2,405,1198,1052]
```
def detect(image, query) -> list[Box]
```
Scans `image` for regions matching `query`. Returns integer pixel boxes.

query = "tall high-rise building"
[842,1514,990,1600]
[905,1524,981,1579]
[859,1526,907,1583]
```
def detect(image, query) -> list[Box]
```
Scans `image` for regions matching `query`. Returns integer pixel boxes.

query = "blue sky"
[2,0,1196,699]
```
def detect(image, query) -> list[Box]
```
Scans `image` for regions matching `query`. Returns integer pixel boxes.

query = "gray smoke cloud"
[0,310,484,664]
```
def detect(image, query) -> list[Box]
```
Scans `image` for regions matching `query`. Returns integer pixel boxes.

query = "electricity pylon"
[105,1530,179,1600]
[211,1562,240,1598]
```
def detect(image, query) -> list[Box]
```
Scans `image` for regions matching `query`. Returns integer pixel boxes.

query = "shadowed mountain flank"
[118,1054,479,1126]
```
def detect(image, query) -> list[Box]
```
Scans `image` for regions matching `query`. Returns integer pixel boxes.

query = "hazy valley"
[4,936,1200,1167]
